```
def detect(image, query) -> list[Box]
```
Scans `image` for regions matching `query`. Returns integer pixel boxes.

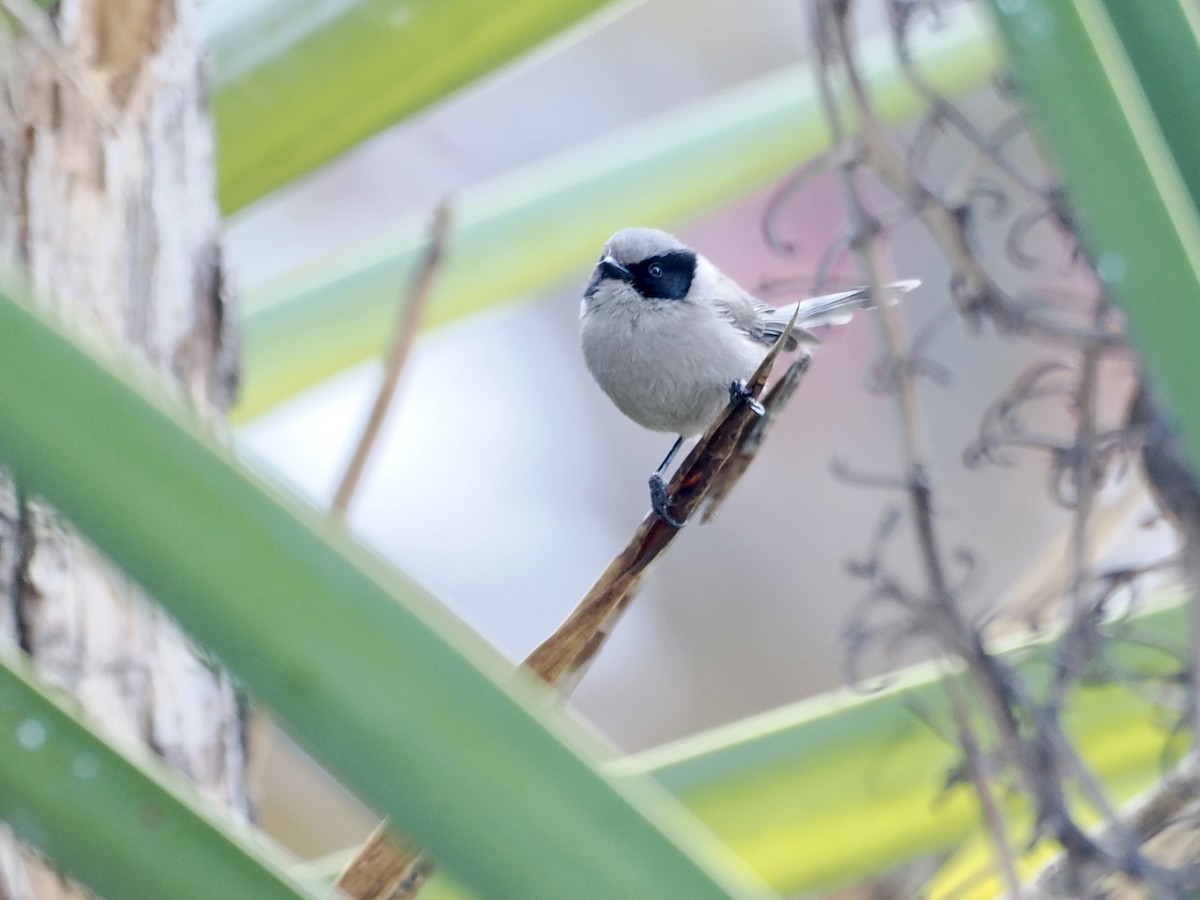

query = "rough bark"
[0,1,246,896]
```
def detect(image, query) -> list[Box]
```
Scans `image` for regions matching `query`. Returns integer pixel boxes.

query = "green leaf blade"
[0,278,773,900]
[0,648,326,900]
[208,0,615,212]
[983,0,1200,478]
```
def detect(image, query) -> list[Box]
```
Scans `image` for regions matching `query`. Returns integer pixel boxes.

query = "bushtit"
[580,226,918,525]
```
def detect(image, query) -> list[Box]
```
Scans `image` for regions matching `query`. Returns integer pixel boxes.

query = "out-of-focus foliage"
[0,275,771,899]
[0,646,327,900]
[206,0,613,212]
[986,0,1200,473]
[7,0,1200,897]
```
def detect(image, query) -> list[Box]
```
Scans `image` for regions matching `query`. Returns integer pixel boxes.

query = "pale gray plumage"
[580,226,918,439]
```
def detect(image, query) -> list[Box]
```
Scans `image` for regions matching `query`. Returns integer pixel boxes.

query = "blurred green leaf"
[206,0,615,212]
[630,598,1184,895]
[306,598,1185,897]
[0,277,773,900]
[234,8,1000,421]
[0,646,327,900]
[983,0,1200,474]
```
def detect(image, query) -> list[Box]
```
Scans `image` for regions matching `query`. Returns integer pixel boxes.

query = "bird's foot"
[729,379,765,416]
[649,473,687,528]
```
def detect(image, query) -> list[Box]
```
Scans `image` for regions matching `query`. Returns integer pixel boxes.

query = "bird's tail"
[794,278,922,327]
[764,279,921,348]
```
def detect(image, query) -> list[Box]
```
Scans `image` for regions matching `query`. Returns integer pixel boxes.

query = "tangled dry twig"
[800,0,1200,896]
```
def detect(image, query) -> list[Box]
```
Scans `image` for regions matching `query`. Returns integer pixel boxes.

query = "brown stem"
[943,673,1024,899]
[527,353,810,688]
[330,202,451,521]
[336,313,811,898]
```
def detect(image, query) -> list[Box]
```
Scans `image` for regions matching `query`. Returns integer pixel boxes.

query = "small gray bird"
[580,226,918,525]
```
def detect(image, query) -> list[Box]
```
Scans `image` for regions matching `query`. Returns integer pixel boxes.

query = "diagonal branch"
[527,352,810,689]
[336,312,812,899]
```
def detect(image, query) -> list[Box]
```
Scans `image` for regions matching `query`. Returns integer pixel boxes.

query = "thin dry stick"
[527,352,810,690]
[884,0,1043,200]
[1042,308,1124,814]
[812,6,1024,893]
[335,827,426,900]
[829,2,1120,351]
[1039,319,1108,716]
[1129,379,1200,773]
[1029,756,1200,898]
[822,14,1103,893]
[991,480,1143,634]
[822,5,1185,894]
[331,202,452,520]
[943,672,1024,899]
[337,321,812,899]
[1065,312,1106,615]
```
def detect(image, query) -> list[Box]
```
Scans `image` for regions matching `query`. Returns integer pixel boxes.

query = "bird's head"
[584,228,699,309]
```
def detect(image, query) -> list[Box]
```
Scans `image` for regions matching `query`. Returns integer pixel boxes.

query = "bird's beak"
[586,255,634,298]
[598,256,633,282]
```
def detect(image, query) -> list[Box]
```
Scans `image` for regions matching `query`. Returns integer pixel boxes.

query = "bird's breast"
[580,300,764,436]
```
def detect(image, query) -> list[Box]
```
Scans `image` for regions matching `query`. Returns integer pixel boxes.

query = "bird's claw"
[729,379,765,416]
[649,473,687,528]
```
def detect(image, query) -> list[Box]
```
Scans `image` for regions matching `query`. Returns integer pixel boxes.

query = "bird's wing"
[710,284,766,340]
[710,273,819,349]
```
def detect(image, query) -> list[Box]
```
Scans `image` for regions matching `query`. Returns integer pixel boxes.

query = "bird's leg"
[649,435,687,528]
[729,379,765,416]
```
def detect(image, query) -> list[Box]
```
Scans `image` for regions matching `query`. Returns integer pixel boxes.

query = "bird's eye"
[648,264,663,278]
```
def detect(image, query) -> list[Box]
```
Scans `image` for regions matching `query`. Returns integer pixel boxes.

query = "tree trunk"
[0,2,246,896]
